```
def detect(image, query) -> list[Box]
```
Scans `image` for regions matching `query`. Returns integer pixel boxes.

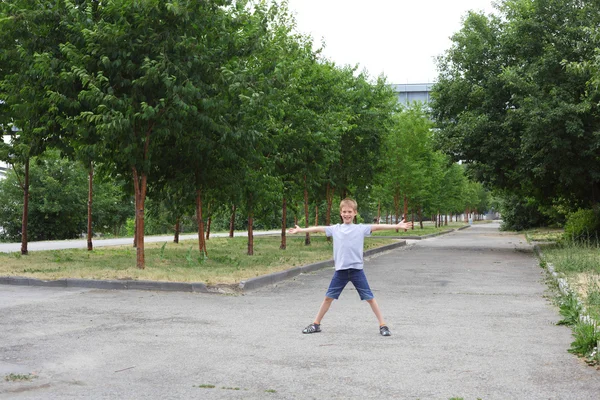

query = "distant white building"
[391,83,433,106]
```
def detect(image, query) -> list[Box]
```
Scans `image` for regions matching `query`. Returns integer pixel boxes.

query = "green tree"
[0,0,72,253]
[61,0,237,267]
[0,151,132,241]
[432,0,600,226]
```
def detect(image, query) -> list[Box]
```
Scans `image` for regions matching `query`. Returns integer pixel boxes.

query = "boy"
[288,198,413,336]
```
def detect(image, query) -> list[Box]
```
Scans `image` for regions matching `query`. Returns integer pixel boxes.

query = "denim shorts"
[325,269,374,301]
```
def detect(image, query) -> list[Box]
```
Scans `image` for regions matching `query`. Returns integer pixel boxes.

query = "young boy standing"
[288,198,413,336]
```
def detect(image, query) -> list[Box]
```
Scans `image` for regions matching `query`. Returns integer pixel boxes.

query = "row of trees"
[0,0,489,268]
[431,0,600,230]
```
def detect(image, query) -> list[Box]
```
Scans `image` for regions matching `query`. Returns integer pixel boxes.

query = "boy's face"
[340,206,357,224]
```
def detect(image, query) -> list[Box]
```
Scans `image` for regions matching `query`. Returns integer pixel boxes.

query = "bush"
[498,194,549,231]
[564,208,600,242]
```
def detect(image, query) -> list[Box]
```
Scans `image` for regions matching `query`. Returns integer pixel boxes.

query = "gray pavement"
[1,222,599,399]
[0,230,282,253]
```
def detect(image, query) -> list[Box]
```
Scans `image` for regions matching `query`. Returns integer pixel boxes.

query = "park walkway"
[1,222,599,399]
[0,230,281,253]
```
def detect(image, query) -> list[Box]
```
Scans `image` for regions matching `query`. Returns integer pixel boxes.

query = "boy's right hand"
[288,225,302,234]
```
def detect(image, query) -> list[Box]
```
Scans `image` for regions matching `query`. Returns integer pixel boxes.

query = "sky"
[285,0,497,84]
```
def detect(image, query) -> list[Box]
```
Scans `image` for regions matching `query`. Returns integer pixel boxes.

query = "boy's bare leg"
[314,297,334,324]
[366,298,386,326]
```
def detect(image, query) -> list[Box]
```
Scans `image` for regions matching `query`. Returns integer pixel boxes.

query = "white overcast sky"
[285,0,497,84]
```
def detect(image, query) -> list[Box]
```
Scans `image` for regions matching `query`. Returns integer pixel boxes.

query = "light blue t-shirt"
[325,223,372,271]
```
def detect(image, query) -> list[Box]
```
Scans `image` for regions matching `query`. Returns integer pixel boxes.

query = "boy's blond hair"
[339,198,358,212]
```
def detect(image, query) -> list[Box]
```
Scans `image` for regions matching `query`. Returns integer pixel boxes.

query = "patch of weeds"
[52,250,74,263]
[22,267,62,274]
[10,252,21,259]
[265,389,277,393]
[5,373,35,382]
[557,291,582,326]
[194,384,215,389]
[159,242,167,260]
[210,255,240,268]
[185,246,195,266]
[197,250,208,265]
[585,281,600,322]
[568,321,600,365]
[221,386,241,390]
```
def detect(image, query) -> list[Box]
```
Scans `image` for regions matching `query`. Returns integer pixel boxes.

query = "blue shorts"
[325,269,374,301]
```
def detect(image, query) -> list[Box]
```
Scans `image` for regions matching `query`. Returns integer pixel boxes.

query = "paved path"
[0,230,281,253]
[1,223,599,399]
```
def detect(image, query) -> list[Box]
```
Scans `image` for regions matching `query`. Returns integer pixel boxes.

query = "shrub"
[498,194,549,231]
[564,208,600,242]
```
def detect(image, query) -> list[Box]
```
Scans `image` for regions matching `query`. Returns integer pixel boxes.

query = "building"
[391,83,433,106]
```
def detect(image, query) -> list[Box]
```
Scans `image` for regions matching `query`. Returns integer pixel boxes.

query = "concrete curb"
[533,243,598,330]
[0,226,466,293]
[0,276,209,293]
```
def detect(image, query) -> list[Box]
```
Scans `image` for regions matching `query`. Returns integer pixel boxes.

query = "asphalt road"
[1,222,599,399]
[0,230,281,253]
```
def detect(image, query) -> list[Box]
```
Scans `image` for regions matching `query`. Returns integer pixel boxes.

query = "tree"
[0,150,132,241]
[61,0,237,268]
[0,0,72,253]
[431,0,600,223]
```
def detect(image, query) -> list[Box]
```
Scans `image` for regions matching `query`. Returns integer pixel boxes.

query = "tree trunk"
[326,183,333,226]
[377,201,381,224]
[87,162,94,251]
[314,205,319,226]
[229,204,236,238]
[403,194,408,231]
[206,202,211,240]
[411,208,415,230]
[132,167,147,269]
[174,217,180,243]
[133,192,137,248]
[393,191,400,233]
[196,188,207,256]
[326,184,334,242]
[418,206,424,229]
[20,157,30,255]
[280,196,287,250]
[247,195,254,255]
[304,175,310,246]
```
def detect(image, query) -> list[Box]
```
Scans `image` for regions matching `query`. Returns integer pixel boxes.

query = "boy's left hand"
[397,219,413,230]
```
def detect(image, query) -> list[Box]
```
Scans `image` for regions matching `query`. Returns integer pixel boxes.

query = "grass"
[539,242,600,323]
[0,224,463,285]
[526,228,600,365]
[0,234,400,285]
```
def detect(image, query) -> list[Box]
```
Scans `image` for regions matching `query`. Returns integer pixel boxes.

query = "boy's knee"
[324,297,334,303]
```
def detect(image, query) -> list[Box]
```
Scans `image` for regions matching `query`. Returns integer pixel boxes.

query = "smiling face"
[340,205,357,224]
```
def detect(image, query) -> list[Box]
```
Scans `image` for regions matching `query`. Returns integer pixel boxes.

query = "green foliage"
[568,322,600,359]
[563,208,600,242]
[431,0,600,221]
[557,291,582,326]
[498,193,549,231]
[0,151,133,241]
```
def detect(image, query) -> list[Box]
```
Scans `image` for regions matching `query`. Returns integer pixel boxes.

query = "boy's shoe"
[302,323,321,334]
[380,325,391,336]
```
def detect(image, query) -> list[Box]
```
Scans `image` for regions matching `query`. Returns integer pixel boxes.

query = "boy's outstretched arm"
[370,219,414,232]
[288,225,327,234]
